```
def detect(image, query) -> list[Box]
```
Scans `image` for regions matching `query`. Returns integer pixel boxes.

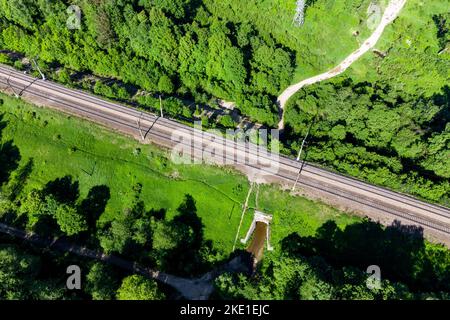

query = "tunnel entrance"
[240,211,273,265]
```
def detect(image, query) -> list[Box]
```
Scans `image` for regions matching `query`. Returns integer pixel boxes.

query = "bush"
[219,115,236,128]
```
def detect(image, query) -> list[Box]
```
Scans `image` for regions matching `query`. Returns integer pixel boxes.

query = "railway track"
[1,64,449,240]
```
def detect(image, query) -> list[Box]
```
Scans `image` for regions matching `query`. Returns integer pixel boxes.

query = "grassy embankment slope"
[204,0,374,83]
[348,0,450,94]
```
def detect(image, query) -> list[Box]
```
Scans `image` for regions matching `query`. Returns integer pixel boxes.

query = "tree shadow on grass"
[32,213,61,237]
[150,208,166,220]
[4,158,34,201]
[0,113,21,186]
[281,218,450,293]
[30,176,81,237]
[430,85,450,134]
[160,194,217,277]
[172,194,204,249]
[42,175,79,204]
[79,185,110,233]
[0,158,34,226]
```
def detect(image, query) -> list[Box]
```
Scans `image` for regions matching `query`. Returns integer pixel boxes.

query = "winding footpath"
[277,0,407,129]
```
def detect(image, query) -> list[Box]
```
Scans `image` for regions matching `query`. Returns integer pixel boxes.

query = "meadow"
[203,0,375,82]
[348,0,450,96]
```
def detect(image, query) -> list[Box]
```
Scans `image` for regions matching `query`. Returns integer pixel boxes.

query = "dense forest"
[284,79,450,204]
[284,1,450,205]
[0,0,373,126]
[0,0,448,205]
[216,220,450,300]
[0,241,168,300]
[0,0,297,125]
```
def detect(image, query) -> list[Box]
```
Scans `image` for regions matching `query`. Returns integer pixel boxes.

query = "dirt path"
[0,222,249,300]
[277,0,407,129]
[232,183,254,251]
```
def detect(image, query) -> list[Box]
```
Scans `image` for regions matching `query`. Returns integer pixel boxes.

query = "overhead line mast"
[293,0,306,26]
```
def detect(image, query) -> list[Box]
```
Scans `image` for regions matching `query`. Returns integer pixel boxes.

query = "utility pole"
[292,120,314,192]
[296,129,309,162]
[136,112,145,141]
[292,0,306,26]
[31,57,46,81]
[7,73,19,98]
[159,95,163,118]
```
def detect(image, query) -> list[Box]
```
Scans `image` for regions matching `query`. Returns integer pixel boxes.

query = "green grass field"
[348,0,450,96]
[0,93,359,255]
[204,0,375,83]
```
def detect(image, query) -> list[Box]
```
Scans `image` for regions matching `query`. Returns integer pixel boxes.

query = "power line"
[31,58,46,81]
[159,95,163,118]
[6,72,19,98]
[292,0,306,26]
[292,117,315,191]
